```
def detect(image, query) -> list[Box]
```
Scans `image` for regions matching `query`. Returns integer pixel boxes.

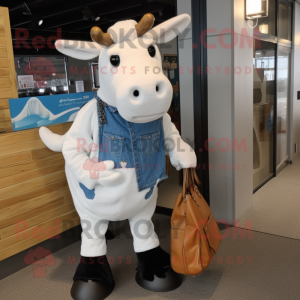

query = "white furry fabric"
[108,20,138,43]
[39,14,195,257]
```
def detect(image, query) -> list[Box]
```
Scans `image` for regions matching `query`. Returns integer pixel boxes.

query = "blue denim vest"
[80,99,168,200]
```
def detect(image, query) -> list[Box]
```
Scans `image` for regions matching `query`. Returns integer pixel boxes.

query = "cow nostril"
[156,85,159,92]
[133,90,139,97]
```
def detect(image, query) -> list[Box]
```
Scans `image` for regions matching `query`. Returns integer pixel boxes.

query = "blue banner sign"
[9,92,95,131]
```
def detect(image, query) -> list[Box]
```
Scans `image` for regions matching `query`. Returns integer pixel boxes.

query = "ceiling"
[4,0,176,55]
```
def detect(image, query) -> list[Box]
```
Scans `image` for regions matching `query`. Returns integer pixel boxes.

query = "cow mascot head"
[39,13,196,300]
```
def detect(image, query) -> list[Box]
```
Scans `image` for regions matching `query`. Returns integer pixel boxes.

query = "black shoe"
[135,246,183,292]
[71,280,114,300]
[71,256,115,300]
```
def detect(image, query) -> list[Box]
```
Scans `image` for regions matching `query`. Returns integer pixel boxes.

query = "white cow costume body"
[39,14,196,258]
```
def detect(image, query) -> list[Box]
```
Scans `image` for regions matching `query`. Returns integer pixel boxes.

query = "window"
[14,56,68,98]
[278,0,292,41]
[253,0,293,190]
[253,40,276,190]
[257,0,277,36]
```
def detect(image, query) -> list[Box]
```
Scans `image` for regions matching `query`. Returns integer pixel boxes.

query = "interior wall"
[207,34,234,223]
[176,0,194,148]
[207,0,253,224]
[233,0,253,221]
[0,6,17,133]
[207,0,234,224]
[207,0,232,32]
[0,6,78,262]
[290,1,300,162]
[0,123,79,261]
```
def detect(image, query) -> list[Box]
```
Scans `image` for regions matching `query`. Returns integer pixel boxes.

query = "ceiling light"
[21,3,43,28]
[247,0,262,15]
[245,0,269,19]
[259,24,269,34]
[29,14,43,28]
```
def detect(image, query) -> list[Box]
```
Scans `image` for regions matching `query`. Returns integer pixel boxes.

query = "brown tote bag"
[171,168,221,276]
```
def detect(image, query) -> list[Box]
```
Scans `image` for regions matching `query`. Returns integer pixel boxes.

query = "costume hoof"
[71,279,114,300]
[135,268,183,292]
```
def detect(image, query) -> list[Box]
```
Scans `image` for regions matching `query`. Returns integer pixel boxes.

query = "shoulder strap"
[183,168,201,198]
[183,169,188,198]
[96,97,107,125]
[191,168,201,185]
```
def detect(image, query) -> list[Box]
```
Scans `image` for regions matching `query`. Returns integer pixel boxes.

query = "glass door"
[276,46,291,171]
[253,40,276,190]
[252,0,293,190]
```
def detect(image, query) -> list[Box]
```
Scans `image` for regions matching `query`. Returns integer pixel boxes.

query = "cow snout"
[133,90,139,97]
[155,81,167,96]
[132,81,167,98]
[116,75,172,123]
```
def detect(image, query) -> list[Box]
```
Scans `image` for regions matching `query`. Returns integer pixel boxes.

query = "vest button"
[132,132,135,135]
[111,136,114,139]
[148,136,151,139]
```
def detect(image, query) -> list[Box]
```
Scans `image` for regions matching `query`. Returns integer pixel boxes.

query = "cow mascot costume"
[39,13,196,300]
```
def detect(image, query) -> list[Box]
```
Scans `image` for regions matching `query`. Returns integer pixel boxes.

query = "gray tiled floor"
[0,213,300,300]
[238,158,300,239]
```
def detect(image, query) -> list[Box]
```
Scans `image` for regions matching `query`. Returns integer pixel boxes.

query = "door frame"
[191,0,210,204]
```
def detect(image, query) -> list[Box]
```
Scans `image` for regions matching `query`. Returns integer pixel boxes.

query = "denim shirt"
[80,99,168,200]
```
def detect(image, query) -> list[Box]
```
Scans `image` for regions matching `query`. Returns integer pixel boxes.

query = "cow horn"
[90,26,114,46]
[135,13,155,37]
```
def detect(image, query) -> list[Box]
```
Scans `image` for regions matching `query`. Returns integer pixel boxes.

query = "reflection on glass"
[14,56,68,98]
[253,40,275,190]
[276,46,291,169]
[257,0,276,36]
[278,1,292,41]
[91,63,100,89]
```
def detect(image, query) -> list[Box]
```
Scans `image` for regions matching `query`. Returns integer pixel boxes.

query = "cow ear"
[149,14,191,44]
[55,40,103,60]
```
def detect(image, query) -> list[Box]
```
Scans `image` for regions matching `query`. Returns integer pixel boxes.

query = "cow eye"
[110,55,120,67]
[148,45,156,57]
